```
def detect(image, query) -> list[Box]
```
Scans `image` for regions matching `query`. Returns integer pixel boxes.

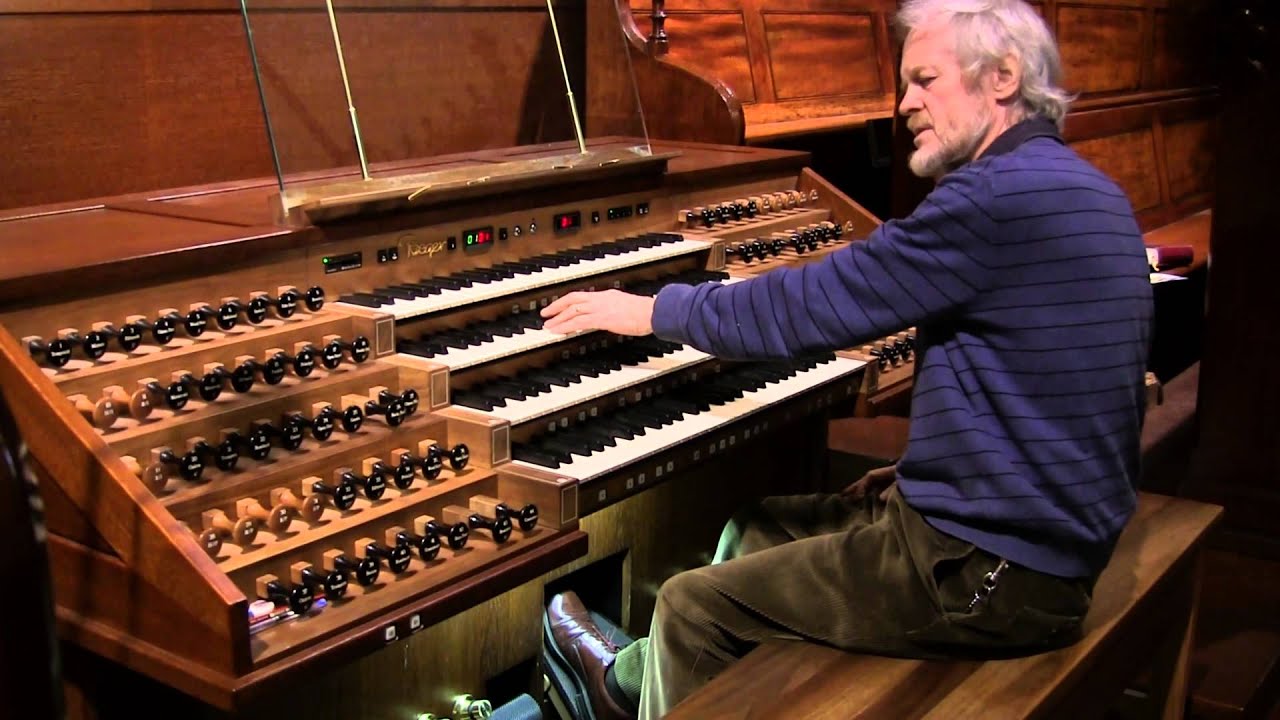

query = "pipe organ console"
[0,137,894,716]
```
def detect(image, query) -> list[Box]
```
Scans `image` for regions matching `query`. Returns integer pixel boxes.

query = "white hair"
[895,0,1075,129]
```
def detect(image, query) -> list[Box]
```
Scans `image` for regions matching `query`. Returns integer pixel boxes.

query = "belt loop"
[966,558,1010,612]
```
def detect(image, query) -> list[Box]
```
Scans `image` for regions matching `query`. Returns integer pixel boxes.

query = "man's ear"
[990,53,1022,101]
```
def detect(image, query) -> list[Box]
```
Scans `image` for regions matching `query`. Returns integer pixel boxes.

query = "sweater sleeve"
[651,167,998,360]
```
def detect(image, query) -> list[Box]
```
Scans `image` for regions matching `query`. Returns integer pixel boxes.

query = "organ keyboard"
[0,134,886,716]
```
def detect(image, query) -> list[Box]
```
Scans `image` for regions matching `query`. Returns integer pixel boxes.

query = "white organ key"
[511,356,865,482]
[336,237,711,321]
[413,276,745,372]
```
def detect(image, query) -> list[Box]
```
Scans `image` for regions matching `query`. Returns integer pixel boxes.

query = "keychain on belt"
[967,559,1010,612]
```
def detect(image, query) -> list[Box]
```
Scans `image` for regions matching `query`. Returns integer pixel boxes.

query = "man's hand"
[541,289,656,336]
[843,464,898,502]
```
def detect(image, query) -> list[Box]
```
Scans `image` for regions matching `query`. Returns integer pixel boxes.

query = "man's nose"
[899,85,922,115]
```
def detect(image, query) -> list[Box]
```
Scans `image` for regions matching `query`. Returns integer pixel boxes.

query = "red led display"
[553,211,582,232]
[463,226,494,247]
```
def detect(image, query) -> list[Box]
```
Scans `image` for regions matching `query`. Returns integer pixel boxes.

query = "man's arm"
[651,168,999,359]
[539,168,998,353]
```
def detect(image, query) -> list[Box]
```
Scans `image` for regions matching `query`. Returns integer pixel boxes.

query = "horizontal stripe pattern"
[654,133,1152,578]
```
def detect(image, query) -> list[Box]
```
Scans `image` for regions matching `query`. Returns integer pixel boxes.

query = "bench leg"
[1146,553,1202,720]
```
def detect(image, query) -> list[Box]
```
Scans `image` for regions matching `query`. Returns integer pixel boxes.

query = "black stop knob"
[396,530,441,562]
[159,448,204,483]
[256,419,305,451]
[310,478,357,511]
[430,443,470,471]
[468,512,513,544]
[339,469,386,501]
[263,579,313,615]
[27,337,72,368]
[497,502,539,532]
[380,388,419,417]
[184,306,214,336]
[304,286,326,312]
[425,520,469,550]
[331,553,380,586]
[364,541,412,574]
[298,566,347,600]
[339,405,364,433]
[364,398,406,427]
[198,369,227,401]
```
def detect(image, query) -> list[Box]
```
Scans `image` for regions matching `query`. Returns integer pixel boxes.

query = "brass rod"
[545,0,587,154]
[325,0,371,180]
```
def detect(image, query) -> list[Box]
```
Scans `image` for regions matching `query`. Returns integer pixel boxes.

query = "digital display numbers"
[462,226,494,248]
[553,211,582,232]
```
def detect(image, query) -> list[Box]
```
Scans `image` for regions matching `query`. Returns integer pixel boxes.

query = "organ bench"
[667,491,1223,720]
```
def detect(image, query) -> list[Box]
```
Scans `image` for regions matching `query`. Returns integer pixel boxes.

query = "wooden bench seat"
[666,492,1223,720]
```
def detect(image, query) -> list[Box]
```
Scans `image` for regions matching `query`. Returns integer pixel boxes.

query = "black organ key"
[337,293,384,309]
[511,445,562,469]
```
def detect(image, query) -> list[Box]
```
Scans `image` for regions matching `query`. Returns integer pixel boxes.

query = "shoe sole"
[541,609,635,720]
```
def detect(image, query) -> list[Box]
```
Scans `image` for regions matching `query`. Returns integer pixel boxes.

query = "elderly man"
[541,1,1153,718]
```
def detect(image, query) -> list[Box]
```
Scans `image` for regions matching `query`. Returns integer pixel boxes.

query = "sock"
[605,637,647,712]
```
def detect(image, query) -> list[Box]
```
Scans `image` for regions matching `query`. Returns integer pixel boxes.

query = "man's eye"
[918,76,935,88]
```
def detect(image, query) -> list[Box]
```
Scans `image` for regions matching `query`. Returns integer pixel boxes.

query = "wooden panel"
[245,6,585,175]
[1188,0,1280,545]
[0,10,272,210]
[1070,128,1162,212]
[0,1,588,211]
[1152,1,1217,90]
[1055,6,1145,94]
[763,13,881,100]
[1162,116,1215,202]
[662,12,756,102]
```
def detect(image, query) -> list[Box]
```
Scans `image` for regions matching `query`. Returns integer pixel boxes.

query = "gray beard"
[908,110,993,179]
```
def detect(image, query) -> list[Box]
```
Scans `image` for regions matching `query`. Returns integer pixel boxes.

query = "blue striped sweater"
[652,119,1153,578]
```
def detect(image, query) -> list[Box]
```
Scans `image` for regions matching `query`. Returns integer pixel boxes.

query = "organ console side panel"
[0,124,887,715]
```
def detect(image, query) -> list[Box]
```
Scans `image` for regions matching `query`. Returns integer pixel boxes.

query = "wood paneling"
[607,0,898,143]
[1163,116,1215,202]
[1057,6,1146,95]
[662,12,756,102]
[0,10,272,210]
[0,1,588,211]
[1188,0,1280,548]
[763,13,881,100]
[1071,128,1162,212]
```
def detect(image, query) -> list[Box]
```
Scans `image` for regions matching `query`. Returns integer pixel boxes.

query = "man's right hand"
[843,464,898,501]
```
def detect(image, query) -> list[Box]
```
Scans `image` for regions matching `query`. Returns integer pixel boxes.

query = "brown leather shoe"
[545,591,636,720]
